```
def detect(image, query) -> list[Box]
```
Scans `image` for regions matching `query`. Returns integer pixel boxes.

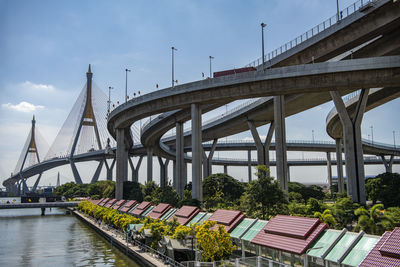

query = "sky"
[0,0,399,188]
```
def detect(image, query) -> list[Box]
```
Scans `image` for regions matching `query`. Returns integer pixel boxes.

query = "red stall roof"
[360,227,400,267]
[98,198,110,206]
[207,209,245,233]
[90,198,103,205]
[104,199,118,208]
[251,215,327,255]
[112,199,126,210]
[130,201,152,216]
[172,205,200,225]
[120,200,138,213]
[148,203,173,220]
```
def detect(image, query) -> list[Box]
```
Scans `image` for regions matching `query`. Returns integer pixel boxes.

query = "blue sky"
[0,0,399,187]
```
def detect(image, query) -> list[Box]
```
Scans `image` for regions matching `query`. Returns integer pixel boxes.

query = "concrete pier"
[191,103,202,201]
[274,95,288,192]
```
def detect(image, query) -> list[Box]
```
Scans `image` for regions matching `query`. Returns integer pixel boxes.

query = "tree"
[354,204,394,235]
[88,180,115,198]
[366,173,400,207]
[241,166,287,219]
[332,197,359,229]
[142,181,161,204]
[203,173,245,209]
[123,181,143,202]
[159,185,179,206]
[288,182,325,202]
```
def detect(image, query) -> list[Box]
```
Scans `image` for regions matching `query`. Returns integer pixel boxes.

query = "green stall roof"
[230,218,255,239]
[141,206,155,217]
[307,230,341,258]
[161,208,177,221]
[325,232,357,262]
[186,212,206,225]
[198,213,212,224]
[241,220,268,242]
[341,235,379,266]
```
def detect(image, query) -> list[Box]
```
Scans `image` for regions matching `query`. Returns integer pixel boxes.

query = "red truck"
[213,67,256,78]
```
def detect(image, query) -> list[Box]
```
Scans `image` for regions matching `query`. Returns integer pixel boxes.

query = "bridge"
[0,202,80,215]
[3,0,400,204]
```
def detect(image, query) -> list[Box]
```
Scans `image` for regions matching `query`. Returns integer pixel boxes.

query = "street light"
[209,56,214,78]
[312,130,315,142]
[370,126,374,144]
[336,0,340,22]
[261,22,267,69]
[125,68,131,103]
[394,131,396,148]
[171,46,178,88]
[107,86,114,114]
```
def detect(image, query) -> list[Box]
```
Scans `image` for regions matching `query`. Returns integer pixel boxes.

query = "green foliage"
[332,197,359,229]
[195,220,236,262]
[203,173,245,210]
[123,181,143,202]
[288,182,325,202]
[241,166,287,219]
[314,209,337,228]
[55,182,90,198]
[366,173,400,207]
[88,181,115,198]
[354,204,395,235]
[178,189,201,208]
[159,185,180,207]
[142,181,161,204]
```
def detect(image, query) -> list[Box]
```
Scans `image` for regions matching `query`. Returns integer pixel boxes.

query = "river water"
[0,204,140,267]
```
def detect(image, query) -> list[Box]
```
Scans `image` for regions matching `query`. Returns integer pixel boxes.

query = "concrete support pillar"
[147,147,153,182]
[90,160,104,184]
[274,95,288,192]
[133,156,143,183]
[287,165,290,182]
[248,150,252,182]
[330,89,369,204]
[202,139,217,179]
[247,121,274,168]
[173,160,177,190]
[327,152,332,193]
[32,173,43,192]
[158,157,169,188]
[116,128,129,200]
[381,155,394,173]
[335,138,345,193]
[105,158,116,181]
[224,165,228,174]
[70,160,83,184]
[176,121,185,198]
[191,103,203,201]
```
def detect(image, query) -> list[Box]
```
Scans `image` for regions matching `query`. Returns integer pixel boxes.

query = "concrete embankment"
[71,209,168,267]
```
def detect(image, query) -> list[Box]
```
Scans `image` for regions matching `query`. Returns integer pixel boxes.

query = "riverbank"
[72,208,169,267]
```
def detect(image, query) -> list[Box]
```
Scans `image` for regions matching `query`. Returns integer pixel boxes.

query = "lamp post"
[171,46,178,87]
[336,0,340,22]
[107,86,114,114]
[312,130,315,142]
[394,131,396,148]
[370,126,374,144]
[125,68,131,103]
[209,56,214,78]
[261,22,266,69]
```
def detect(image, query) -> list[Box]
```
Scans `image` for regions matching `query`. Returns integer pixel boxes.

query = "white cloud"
[2,101,45,113]
[21,81,55,92]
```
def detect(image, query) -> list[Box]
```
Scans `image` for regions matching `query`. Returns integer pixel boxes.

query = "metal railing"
[182,256,289,267]
[245,0,375,68]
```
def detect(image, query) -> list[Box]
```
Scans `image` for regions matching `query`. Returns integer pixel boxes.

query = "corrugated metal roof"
[120,200,138,213]
[98,198,110,206]
[360,228,400,267]
[264,215,321,239]
[230,218,255,239]
[307,230,341,258]
[378,227,400,257]
[324,232,357,262]
[198,213,212,225]
[131,201,152,216]
[104,198,118,208]
[241,220,268,242]
[173,206,200,225]
[161,208,177,221]
[208,210,243,226]
[141,206,155,217]
[148,203,172,219]
[342,235,379,266]
[112,199,126,210]
[186,212,206,226]
[251,215,327,255]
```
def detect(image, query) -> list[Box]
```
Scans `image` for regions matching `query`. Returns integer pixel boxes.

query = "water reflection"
[0,208,140,266]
